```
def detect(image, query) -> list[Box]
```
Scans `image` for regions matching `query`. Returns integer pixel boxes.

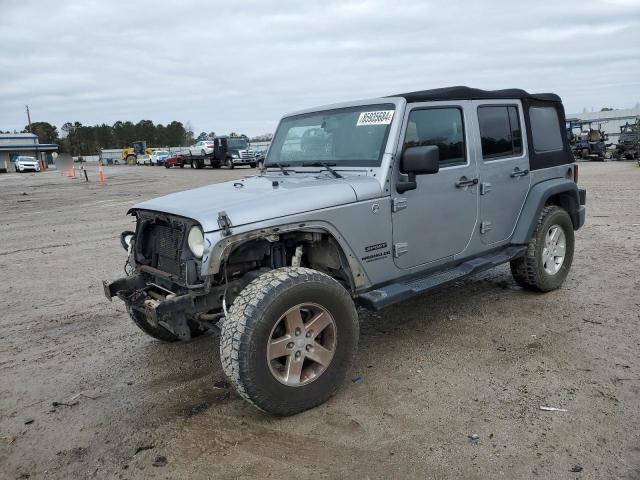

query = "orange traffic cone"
[98,165,105,184]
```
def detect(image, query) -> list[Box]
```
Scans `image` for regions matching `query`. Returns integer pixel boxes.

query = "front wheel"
[510,205,574,292]
[225,158,234,169]
[220,267,358,416]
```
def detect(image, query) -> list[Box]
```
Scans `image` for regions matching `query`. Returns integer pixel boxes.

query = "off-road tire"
[510,205,574,292]
[220,267,358,416]
[128,307,206,342]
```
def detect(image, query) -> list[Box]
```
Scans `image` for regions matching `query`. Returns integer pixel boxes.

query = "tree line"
[2,120,273,156]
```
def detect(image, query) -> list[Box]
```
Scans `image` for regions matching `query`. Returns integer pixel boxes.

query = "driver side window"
[404,107,466,168]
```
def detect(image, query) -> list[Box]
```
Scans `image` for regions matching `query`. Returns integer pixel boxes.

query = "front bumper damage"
[103,274,214,340]
[103,270,252,340]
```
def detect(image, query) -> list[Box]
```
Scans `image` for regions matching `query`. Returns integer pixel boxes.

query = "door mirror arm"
[396,173,417,193]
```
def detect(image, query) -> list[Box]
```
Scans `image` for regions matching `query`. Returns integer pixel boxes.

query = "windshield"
[267,104,395,167]
[18,156,36,161]
[156,151,169,155]
[227,138,248,149]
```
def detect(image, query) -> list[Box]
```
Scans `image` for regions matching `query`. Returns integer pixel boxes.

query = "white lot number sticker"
[357,110,394,126]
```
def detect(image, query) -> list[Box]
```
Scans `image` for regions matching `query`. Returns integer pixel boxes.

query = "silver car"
[104,86,586,415]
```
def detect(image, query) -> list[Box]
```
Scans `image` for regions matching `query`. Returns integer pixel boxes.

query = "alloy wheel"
[542,225,566,275]
[267,303,337,387]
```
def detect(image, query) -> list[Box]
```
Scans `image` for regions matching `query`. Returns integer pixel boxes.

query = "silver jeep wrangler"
[104,86,586,416]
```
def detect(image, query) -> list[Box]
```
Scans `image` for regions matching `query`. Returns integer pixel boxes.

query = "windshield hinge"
[392,197,407,212]
[217,211,232,236]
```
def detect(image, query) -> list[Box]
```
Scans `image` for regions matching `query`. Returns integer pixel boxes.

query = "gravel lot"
[0,162,638,479]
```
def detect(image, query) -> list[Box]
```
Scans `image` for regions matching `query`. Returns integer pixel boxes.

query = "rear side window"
[478,105,522,160]
[403,107,466,167]
[529,106,564,153]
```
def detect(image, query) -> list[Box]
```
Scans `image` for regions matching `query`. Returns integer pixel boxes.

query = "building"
[566,107,640,145]
[0,133,58,173]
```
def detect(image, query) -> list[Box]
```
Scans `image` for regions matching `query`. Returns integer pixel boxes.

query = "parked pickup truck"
[104,86,586,416]
[188,137,257,169]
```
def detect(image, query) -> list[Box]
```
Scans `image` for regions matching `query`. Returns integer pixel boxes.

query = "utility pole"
[26,105,32,132]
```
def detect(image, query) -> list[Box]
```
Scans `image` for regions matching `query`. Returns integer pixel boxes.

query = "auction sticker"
[357,110,394,126]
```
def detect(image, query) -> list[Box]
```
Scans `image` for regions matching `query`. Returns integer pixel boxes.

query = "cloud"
[1,0,639,136]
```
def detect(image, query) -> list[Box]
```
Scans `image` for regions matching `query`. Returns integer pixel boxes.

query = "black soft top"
[389,86,572,171]
[389,86,561,103]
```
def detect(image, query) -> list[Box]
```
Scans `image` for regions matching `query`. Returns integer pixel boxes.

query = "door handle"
[510,168,529,177]
[455,177,478,188]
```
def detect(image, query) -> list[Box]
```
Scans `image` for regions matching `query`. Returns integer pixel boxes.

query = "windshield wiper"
[302,162,342,179]
[266,162,291,176]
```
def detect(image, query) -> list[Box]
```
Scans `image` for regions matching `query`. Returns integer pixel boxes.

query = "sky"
[1,0,639,137]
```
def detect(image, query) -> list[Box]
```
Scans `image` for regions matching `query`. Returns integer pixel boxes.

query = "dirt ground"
[0,161,638,479]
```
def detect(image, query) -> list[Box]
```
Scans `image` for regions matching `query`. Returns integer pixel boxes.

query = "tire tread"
[220,267,356,414]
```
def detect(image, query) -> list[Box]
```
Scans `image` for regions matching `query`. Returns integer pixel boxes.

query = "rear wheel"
[510,205,574,292]
[220,267,358,416]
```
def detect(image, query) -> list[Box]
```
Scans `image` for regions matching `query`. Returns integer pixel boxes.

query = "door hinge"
[480,182,492,195]
[480,221,492,234]
[392,197,407,212]
[393,242,409,257]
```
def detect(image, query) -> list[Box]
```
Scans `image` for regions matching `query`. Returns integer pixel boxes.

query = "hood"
[130,174,383,232]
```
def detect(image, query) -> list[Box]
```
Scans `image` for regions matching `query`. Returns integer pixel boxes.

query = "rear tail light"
[573,164,579,183]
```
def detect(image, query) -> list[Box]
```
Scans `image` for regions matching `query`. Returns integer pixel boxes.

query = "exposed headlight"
[231,153,239,158]
[188,226,204,258]
[120,231,135,250]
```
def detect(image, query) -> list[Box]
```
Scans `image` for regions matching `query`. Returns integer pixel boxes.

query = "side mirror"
[397,145,440,193]
[402,145,439,174]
